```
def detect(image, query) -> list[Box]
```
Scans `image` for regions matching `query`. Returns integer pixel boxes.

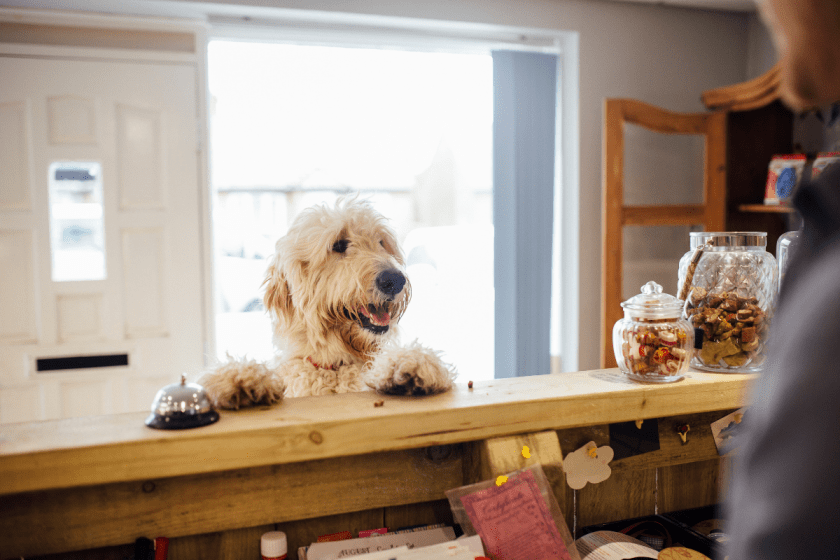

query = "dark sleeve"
[725,246,840,559]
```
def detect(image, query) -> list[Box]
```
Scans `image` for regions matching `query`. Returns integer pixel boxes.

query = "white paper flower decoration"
[564,441,614,490]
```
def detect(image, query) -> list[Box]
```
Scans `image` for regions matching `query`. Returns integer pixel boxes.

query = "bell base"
[145,410,220,430]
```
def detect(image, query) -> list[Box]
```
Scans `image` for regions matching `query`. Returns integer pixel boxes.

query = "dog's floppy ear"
[263,259,294,327]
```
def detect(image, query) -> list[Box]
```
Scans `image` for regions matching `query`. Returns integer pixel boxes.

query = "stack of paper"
[301,526,461,560]
[348,535,485,560]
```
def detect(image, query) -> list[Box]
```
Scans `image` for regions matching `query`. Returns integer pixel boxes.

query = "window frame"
[205,13,580,375]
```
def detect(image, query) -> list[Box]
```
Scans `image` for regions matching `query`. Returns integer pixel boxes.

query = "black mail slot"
[36,354,129,372]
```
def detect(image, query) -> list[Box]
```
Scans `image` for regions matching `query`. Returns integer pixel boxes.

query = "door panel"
[0,229,38,343]
[47,95,98,145]
[122,227,168,337]
[0,56,204,423]
[116,103,165,210]
[0,100,32,210]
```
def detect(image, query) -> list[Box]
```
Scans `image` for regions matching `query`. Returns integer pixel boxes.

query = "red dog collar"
[306,356,339,371]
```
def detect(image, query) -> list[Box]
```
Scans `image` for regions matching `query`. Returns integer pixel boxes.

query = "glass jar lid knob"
[620,281,684,318]
[641,281,661,295]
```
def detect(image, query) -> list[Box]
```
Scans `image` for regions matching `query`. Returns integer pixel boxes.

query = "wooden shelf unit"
[0,370,752,560]
[738,204,796,214]
[600,68,796,369]
[703,66,798,254]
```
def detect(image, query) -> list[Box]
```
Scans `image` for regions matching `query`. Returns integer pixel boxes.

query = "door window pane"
[48,162,106,282]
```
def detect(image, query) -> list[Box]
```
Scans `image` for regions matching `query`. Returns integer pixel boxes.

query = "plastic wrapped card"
[445,463,580,560]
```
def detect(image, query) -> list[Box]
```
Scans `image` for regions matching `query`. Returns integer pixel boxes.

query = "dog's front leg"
[365,341,456,396]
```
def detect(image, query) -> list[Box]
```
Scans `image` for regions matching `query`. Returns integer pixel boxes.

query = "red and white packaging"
[358,528,389,538]
[764,153,807,205]
[811,151,840,179]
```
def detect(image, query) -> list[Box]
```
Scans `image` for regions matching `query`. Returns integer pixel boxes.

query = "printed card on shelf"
[453,534,485,555]
[459,468,576,560]
[304,526,456,560]
[325,536,485,560]
[341,546,410,560]
[392,523,447,534]
[394,535,485,559]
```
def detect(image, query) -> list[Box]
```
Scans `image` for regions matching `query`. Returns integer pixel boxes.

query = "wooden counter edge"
[0,368,753,496]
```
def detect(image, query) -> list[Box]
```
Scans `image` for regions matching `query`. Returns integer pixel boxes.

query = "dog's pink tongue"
[372,309,391,326]
[360,306,391,326]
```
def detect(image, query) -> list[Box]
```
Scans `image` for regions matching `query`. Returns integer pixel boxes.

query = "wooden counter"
[0,369,753,559]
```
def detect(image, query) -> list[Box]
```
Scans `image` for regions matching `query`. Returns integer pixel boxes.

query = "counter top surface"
[0,368,754,496]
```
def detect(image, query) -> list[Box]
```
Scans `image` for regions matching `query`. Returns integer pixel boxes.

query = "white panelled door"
[0,56,205,424]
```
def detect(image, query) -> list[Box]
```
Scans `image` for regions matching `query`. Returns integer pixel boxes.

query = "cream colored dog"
[202,198,456,409]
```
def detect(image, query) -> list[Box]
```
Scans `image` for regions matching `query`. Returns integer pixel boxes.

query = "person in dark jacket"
[726,1,840,558]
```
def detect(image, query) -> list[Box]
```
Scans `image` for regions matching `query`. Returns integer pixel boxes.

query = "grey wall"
[3,0,758,371]
[746,11,777,80]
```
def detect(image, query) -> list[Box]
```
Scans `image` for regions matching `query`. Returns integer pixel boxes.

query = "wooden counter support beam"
[476,430,570,528]
[0,447,464,557]
[478,431,564,480]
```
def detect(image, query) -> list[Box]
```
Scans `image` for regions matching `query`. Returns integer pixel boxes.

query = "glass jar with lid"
[678,232,778,373]
[613,281,694,383]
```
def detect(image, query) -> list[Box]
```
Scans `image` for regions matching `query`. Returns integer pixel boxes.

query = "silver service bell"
[145,374,220,430]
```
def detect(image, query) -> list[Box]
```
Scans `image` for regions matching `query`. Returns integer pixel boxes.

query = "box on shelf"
[811,151,840,179]
[764,154,807,206]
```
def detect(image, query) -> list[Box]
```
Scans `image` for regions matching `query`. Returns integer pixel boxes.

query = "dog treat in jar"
[613,281,694,383]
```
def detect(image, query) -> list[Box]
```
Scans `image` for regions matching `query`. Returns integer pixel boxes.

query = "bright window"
[47,161,106,282]
[208,40,495,380]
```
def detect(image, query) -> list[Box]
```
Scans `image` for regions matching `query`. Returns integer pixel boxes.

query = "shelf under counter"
[738,203,796,214]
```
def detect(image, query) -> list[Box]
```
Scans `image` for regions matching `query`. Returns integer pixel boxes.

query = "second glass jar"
[677,232,778,373]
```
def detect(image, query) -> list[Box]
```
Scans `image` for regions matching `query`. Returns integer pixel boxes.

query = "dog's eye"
[332,239,349,253]
[379,240,384,248]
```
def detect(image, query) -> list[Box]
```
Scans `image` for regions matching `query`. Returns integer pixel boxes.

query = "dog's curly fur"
[201,198,456,409]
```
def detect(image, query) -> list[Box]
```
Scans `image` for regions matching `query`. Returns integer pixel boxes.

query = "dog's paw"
[199,356,286,410]
[366,341,456,396]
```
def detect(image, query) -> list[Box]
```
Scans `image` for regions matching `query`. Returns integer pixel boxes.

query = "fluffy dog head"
[263,198,410,363]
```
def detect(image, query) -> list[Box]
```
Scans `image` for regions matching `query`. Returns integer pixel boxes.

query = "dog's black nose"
[376,269,406,296]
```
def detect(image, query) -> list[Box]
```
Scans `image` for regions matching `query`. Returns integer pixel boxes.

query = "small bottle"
[777,229,801,291]
[261,531,287,560]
